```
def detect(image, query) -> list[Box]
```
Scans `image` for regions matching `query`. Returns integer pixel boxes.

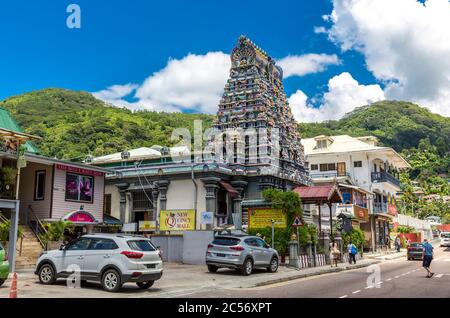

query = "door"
[60,237,92,275]
[337,162,346,177]
[244,238,263,264]
[83,238,119,280]
[255,238,272,265]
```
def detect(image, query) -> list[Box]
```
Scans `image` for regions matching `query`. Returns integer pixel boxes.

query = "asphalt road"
[186,245,450,298]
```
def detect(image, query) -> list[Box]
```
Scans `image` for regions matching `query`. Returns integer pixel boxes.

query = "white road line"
[435,274,444,278]
[394,275,400,278]
[386,278,392,281]
[444,259,450,262]
[352,290,361,294]
[339,295,348,298]
[377,281,383,284]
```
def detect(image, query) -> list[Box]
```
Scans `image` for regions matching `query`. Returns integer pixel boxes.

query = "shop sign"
[160,209,195,231]
[56,164,104,177]
[139,221,156,232]
[336,204,354,217]
[65,211,96,223]
[248,208,286,229]
[388,204,398,216]
[200,212,214,225]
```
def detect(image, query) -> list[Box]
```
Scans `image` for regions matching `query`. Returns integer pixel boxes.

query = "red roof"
[293,185,343,204]
[437,224,450,232]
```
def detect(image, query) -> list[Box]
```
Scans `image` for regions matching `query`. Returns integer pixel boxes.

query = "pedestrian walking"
[395,236,401,252]
[385,236,391,252]
[422,239,434,278]
[329,240,340,267]
[347,241,357,264]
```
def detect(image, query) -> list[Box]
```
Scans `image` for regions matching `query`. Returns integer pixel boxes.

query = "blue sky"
[0,0,449,121]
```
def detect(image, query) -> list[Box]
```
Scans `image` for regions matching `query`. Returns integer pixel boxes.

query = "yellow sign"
[138,221,156,232]
[248,208,286,229]
[160,209,196,231]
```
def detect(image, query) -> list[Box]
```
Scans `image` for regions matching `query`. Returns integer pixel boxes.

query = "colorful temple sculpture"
[213,35,310,186]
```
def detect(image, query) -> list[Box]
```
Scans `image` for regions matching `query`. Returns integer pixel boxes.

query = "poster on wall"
[160,209,196,231]
[200,212,214,225]
[139,221,156,232]
[248,208,286,229]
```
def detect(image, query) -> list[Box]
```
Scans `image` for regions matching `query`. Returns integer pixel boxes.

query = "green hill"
[0,88,214,161]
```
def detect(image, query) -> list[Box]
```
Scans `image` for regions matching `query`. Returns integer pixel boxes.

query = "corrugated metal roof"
[293,185,343,203]
[0,107,38,153]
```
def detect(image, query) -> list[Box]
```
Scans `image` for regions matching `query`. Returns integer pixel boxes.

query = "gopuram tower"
[212,36,310,187]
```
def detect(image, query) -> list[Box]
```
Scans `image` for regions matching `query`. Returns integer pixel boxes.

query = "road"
[186,245,450,298]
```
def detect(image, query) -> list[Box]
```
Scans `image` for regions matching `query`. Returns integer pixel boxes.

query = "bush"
[39,220,73,244]
[0,220,23,242]
[248,227,290,255]
[341,228,365,252]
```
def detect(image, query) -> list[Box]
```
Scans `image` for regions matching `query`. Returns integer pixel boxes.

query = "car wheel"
[207,265,218,273]
[101,269,122,292]
[38,264,56,285]
[241,258,253,276]
[0,279,4,287]
[267,257,279,273]
[136,281,154,289]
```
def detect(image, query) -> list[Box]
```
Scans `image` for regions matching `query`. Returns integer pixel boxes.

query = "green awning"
[0,107,39,154]
[102,214,122,225]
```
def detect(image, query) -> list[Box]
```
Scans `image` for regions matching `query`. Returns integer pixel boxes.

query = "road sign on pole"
[292,216,304,227]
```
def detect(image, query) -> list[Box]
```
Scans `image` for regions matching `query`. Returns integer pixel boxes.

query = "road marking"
[444,259,450,262]
[352,290,361,294]
[386,278,392,281]
[394,275,400,278]
[339,295,348,298]
[376,281,383,285]
[435,274,444,278]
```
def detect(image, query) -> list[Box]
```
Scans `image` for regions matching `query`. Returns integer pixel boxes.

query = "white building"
[301,135,410,251]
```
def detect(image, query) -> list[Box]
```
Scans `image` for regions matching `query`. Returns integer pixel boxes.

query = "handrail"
[27,206,48,249]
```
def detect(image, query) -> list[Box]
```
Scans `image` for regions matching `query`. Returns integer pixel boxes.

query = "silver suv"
[205,234,279,276]
[35,233,163,292]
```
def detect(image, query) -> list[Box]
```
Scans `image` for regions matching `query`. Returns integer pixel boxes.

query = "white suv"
[35,233,163,292]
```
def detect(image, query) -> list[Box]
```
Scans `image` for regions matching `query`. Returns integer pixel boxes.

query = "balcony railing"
[373,202,388,214]
[310,171,351,179]
[371,171,400,187]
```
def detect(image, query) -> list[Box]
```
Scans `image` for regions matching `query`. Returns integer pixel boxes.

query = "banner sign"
[160,209,195,231]
[200,212,214,225]
[248,208,286,229]
[139,221,156,232]
[56,164,104,176]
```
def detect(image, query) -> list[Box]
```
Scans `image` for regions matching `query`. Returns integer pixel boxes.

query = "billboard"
[138,221,156,232]
[248,208,286,229]
[160,209,196,231]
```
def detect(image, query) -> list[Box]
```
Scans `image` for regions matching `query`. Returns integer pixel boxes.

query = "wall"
[51,167,104,222]
[163,178,206,229]
[149,235,183,262]
[19,162,53,221]
[183,230,214,265]
[104,184,121,220]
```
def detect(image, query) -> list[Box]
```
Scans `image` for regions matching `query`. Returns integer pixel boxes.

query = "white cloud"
[289,72,385,122]
[313,26,327,34]
[326,0,450,116]
[92,83,142,110]
[278,54,340,78]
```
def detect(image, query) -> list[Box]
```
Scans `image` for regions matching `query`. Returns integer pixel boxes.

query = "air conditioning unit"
[311,209,319,216]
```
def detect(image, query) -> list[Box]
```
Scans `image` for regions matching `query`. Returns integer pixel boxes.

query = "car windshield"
[212,237,241,246]
[411,243,422,247]
[127,240,156,252]
[441,233,450,238]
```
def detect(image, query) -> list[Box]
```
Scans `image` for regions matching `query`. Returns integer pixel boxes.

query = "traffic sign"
[292,216,304,227]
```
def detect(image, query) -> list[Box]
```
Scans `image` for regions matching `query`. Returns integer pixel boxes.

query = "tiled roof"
[293,185,343,203]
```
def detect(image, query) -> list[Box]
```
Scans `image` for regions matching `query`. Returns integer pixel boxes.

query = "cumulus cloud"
[278,54,340,78]
[326,0,450,116]
[289,72,385,122]
[92,83,142,110]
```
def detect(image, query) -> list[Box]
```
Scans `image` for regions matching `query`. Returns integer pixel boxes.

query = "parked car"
[205,234,279,276]
[407,242,424,260]
[35,233,163,292]
[439,232,450,247]
[0,242,9,287]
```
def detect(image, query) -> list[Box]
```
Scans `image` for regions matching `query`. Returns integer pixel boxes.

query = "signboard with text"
[56,164,104,177]
[160,209,196,231]
[248,208,286,229]
[139,221,156,232]
[200,212,214,225]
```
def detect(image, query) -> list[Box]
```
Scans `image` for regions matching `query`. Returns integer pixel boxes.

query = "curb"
[247,260,381,288]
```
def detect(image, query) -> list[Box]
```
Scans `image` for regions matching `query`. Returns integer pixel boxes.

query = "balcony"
[310,171,351,179]
[371,171,400,187]
[373,202,388,214]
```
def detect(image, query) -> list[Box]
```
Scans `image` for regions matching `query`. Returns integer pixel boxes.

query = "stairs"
[15,226,44,269]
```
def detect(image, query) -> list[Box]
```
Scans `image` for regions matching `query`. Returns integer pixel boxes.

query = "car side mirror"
[59,244,66,251]
[265,244,270,249]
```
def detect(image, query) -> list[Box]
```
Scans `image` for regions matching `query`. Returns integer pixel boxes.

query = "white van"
[440,232,450,247]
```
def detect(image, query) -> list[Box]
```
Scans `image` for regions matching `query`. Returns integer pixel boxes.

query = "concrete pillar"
[230,180,247,229]
[8,201,20,273]
[155,180,170,211]
[115,183,129,224]
[288,240,299,268]
[201,177,220,226]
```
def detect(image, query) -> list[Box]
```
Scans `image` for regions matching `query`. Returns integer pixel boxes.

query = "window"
[89,238,118,250]
[127,240,156,251]
[354,161,363,168]
[244,238,259,247]
[132,191,152,211]
[255,238,267,248]
[104,194,112,215]
[320,163,336,171]
[65,173,94,203]
[212,237,241,246]
[66,238,92,251]
[317,139,328,149]
[34,170,46,200]
[310,164,318,171]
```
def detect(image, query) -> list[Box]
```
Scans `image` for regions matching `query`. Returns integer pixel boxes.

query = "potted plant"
[40,220,73,250]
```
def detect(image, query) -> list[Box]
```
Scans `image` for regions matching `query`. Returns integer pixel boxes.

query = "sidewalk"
[364,250,407,261]
[0,258,381,298]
